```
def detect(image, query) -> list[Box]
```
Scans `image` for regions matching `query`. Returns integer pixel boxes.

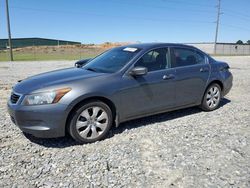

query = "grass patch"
[0,51,99,61]
[0,46,106,61]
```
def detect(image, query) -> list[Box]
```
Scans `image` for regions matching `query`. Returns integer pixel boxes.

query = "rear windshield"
[83,47,140,73]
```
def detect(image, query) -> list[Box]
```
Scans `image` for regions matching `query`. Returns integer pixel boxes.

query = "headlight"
[22,88,71,105]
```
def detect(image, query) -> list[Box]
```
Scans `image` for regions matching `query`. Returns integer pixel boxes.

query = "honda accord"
[8,43,233,143]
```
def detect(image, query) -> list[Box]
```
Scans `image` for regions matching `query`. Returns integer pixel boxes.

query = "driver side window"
[134,48,169,72]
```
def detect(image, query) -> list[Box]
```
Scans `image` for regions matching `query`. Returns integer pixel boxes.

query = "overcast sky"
[0,0,249,44]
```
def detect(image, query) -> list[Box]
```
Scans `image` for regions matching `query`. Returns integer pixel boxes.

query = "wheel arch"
[200,79,224,104]
[65,96,118,135]
[200,80,224,111]
[207,80,224,92]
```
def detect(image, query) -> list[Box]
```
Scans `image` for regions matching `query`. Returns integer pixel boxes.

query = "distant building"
[0,37,81,49]
[187,42,250,55]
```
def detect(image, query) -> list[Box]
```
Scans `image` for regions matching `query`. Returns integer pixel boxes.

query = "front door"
[118,47,176,120]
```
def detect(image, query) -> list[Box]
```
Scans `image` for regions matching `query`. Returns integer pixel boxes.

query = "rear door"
[170,47,210,106]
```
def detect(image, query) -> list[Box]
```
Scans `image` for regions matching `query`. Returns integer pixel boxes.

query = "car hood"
[13,68,106,94]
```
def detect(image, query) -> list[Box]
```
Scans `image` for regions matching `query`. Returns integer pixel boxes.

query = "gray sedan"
[8,43,233,143]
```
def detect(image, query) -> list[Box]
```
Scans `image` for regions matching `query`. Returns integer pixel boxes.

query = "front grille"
[10,93,20,104]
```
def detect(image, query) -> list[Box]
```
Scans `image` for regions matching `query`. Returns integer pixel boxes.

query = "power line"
[10,1,250,40]
[155,0,215,8]
[10,4,214,15]
[104,0,216,14]
[101,0,250,34]
[223,8,250,19]
[113,0,215,9]
[223,12,250,22]
[10,6,215,24]
[221,23,250,32]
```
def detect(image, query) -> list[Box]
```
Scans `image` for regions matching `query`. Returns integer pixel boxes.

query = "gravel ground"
[0,57,249,188]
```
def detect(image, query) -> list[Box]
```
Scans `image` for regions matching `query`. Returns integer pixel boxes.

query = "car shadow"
[108,98,231,137]
[24,98,231,148]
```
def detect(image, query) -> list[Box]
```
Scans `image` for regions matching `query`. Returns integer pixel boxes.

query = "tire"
[68,100,113,144]
[200,83,222,111]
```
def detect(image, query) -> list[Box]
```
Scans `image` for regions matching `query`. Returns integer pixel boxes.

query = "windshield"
[83,47,140,73]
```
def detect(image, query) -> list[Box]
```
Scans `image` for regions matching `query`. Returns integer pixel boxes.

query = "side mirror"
[75,58,92,68]
[129,66,148,76]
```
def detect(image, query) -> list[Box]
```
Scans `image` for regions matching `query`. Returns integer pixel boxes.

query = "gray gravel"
[0,57,249,187]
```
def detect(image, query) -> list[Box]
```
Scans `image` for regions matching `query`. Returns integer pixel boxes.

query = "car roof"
[120,43,195,51]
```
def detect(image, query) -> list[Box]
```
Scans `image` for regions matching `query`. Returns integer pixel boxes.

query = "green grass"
[0,51,99,61]
[1,49,249,61]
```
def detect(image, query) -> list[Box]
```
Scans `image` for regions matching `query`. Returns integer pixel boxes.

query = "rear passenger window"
[171,48,205,68]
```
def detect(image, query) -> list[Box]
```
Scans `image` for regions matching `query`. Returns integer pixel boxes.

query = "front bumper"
[7,101,69,138]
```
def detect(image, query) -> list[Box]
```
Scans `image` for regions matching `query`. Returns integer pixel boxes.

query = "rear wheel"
[200,83,221,111]
[68,101,113,144]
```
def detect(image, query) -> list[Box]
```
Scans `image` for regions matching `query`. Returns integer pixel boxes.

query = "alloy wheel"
[76,106,109,139]
[206,86,221,108]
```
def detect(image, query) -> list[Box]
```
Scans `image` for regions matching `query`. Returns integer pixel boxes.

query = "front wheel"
[68,101,113,144]
[200,83,222,111]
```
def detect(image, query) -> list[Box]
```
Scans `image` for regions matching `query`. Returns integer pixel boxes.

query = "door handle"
[163,74,175,80]
[200,68,209,72]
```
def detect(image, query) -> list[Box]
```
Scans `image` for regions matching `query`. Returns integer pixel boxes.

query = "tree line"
[236,40,250,44]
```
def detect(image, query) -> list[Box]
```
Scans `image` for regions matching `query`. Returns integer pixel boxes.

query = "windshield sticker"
[123,47,138,52]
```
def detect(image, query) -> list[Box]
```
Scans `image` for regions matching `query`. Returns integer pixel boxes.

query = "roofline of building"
[186,42,250,45]
[0,37,81,43]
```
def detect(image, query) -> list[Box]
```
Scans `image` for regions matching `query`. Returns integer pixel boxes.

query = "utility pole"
[214,0,221,55]
[5,0,13,61]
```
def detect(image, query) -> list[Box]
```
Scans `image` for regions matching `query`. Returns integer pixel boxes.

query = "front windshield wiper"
[85,67,111,73]
[85,67,98,72]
